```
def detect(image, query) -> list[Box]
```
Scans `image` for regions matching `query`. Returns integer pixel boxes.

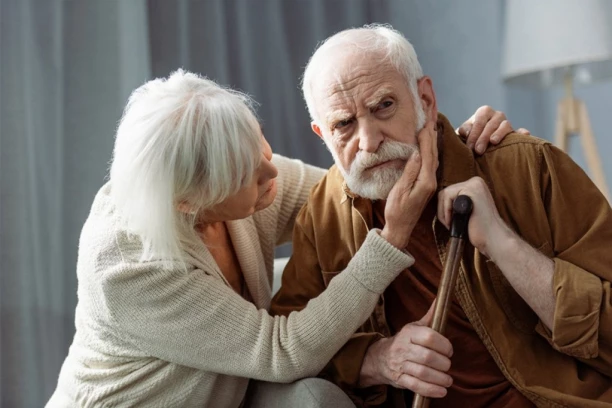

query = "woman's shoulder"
[78,183,155,276]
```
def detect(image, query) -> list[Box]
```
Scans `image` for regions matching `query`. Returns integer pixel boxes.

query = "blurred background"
[1,0,611,406]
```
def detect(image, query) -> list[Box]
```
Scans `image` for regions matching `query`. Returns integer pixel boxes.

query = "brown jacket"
[271,114,612,407]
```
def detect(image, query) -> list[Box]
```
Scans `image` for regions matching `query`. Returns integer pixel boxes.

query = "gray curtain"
[0,1,389,405]
[1,0,150,406]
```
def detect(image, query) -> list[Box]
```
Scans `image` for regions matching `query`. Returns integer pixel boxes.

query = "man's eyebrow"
[326,110,353,125]
[365,88,394,109]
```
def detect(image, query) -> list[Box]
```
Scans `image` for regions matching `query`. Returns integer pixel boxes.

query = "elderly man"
[271,24,612,408]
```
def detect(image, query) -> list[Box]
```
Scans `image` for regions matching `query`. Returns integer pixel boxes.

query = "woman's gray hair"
[109,69,262,265]
[302,23,424,124]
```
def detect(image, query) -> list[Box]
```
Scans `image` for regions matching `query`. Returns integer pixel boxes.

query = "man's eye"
[378,100,393,110]
[335,119,352,129]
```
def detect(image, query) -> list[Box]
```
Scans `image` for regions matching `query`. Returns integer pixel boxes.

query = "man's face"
[310,51,436,200]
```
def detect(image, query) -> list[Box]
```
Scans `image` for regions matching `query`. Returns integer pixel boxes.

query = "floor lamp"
[502,0,612,202]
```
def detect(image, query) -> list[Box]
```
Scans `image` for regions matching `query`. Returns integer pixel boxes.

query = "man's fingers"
[414,121,438,192]
[466,105,496,149]
[490,119,512,144]
[474,115,504,154]
[465,106,509,151]
[394,373,448,398]
[436,189,455,229]
[388,337,452,371]
[516,127,531,135]
[466,121,484,151]
[456,121,473,139]
[437,186,465,229]
[397,151,422,189]
[395,121,434,194]
[408,329,454,362]
[400,361,453,388]
[416,121,436,167]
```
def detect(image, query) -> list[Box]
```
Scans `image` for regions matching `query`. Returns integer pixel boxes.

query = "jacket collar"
[437,113,477,189]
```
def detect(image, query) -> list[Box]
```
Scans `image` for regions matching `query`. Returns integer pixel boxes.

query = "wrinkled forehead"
[310,49,401,119]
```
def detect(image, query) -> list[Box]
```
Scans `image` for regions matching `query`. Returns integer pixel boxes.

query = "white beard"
[332,140,419,200]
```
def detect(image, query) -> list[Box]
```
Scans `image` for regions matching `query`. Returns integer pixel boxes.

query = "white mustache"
[350,141,419,175]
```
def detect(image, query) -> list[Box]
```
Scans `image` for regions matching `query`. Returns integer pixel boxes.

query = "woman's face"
[200,134,279,222]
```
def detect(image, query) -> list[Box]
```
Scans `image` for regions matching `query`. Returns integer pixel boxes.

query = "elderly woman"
[46,70,524,407]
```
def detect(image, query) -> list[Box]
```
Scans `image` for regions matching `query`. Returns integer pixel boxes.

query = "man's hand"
[457,105,531,155]
[381,122,438,249]
[437,176,512,260]
[359,300,453,398]
[438,177,556,328]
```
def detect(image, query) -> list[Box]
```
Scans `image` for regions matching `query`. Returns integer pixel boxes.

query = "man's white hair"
[302,23,424,124]
[109,69,262,266]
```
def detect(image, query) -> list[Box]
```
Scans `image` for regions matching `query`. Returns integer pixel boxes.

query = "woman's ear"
[177,201,196,215]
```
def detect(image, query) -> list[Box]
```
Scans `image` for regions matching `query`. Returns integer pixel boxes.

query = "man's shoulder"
[486,133,550,153]
[479,133,551,168]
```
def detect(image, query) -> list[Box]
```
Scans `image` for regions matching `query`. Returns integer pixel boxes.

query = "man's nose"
[357,121,384,153]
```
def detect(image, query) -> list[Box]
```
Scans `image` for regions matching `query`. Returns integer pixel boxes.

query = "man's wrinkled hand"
[437,176,513,259]
[359,300,453,398]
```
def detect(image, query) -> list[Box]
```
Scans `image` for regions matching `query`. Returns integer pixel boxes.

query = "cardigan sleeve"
[100,229,414,383]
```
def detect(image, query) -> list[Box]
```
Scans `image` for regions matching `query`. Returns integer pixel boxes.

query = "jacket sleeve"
[270,205,399,406]
[535,143,612,374]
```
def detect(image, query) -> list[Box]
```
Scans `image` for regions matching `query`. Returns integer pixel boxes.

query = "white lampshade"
[502,0,612,88]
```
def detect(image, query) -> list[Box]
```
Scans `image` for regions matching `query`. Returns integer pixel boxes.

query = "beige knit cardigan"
[46,155,414,407]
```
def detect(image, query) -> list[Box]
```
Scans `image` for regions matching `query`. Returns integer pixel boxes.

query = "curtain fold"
[1,0,150,405]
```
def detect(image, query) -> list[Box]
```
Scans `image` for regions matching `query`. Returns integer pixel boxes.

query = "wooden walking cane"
[412,195,473,408]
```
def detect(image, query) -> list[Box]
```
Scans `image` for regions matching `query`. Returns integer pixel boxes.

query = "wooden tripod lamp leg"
[555,97,610,203]
[555,99,569,152]
[577,101,610,202]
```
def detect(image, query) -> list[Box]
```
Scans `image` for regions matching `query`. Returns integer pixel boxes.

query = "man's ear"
[311,122,323,139]
[417,76,438,123]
